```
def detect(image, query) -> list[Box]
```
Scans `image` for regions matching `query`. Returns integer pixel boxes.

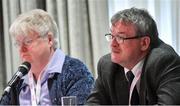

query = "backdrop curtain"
[0,0,110,95]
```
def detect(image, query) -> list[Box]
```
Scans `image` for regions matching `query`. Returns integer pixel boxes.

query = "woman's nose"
[19,44,28,52]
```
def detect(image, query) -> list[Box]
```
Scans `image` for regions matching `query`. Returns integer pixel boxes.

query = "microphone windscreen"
[19,61,31,75]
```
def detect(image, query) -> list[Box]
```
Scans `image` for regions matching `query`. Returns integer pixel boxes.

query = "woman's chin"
[22,58,32,63]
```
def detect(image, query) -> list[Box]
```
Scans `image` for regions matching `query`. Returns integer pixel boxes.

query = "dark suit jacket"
[86,39,180,105]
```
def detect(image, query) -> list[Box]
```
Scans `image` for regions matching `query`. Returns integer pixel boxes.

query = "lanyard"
[29,70,44,105]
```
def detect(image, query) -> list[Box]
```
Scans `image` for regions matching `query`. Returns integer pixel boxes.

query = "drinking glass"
[61,96,77,106]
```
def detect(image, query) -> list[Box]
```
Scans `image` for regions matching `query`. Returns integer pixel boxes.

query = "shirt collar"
[124,58,145,77]
[45,48,65,74]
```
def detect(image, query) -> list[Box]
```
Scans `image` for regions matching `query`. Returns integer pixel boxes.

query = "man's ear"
[140,36,150,51]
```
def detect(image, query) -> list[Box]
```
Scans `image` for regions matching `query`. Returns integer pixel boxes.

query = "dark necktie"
[126,71,139,105]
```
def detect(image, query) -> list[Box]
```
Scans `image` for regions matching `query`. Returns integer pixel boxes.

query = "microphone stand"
[0,71,22,104]
[0,86,11,105]
[0,61,30,105]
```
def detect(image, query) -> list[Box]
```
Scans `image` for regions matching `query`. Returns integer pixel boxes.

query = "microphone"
[3,61,31,95]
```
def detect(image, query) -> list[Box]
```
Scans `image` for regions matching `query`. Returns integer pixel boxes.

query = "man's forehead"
[110,21,136,35]
[110,24,131,32]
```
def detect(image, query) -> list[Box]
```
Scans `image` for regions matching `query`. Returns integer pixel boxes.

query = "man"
[86,7,180,105]
[0,9,94,105]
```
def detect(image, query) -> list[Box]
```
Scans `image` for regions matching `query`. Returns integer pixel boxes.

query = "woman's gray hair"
[9,9,59,49]
[111,7,159,48]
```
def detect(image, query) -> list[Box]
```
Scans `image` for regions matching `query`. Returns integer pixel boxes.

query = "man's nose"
[111,37,119,47]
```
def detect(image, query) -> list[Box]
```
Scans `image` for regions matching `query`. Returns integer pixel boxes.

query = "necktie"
[126,71,139,105]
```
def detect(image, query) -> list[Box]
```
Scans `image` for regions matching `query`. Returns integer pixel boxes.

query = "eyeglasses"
[105,33,144,44]
[14,36,41,47]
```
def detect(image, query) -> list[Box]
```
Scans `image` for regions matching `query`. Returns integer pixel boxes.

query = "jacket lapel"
[139,68,146,104]
[139,56,149,104]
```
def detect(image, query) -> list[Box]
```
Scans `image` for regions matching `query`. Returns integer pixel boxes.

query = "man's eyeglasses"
[105,33,144,44]
[14,36,41,47]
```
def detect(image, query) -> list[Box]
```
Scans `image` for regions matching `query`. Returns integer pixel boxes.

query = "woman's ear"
[47,32,54,46]
[140,36,150,51]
